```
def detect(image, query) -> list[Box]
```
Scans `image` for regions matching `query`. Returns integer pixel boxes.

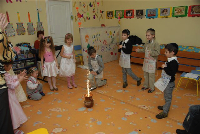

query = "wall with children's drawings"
[104,0,200,47]
[0,0,49,46]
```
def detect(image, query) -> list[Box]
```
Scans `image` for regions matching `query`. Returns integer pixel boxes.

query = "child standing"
[27,67,45,100]
[39,36,59,91]
[136,28,160,93]
[156,43,179,119]
[88,46,107,91]
[3,61,27,134]
[119,29,142,88]
[59,33,77,89]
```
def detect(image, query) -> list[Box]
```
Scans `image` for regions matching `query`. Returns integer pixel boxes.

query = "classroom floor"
[19,61,200,134]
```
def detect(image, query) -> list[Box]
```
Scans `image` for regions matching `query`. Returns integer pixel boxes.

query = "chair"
[74,45,83,65]
[176,71,200,96]
[27,128,49,134]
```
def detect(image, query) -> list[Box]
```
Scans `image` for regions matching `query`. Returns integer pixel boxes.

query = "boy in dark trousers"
[156,43,179,119]
[119,29,142,88]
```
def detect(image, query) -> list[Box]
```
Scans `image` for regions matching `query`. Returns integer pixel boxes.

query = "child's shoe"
[158,106,163,110]
[50,88,54,91]
[40,92,45,96]
[148,89,155,93]
[71,76,77,88]
[156,112,168,119]
[67,77,73,89]
[176,129,188,134]
[28,96,31,99]
[54,87,58,91]
[72,83,77,88]
[137,78,142,86]
[123,82,128,88]
[141,87,148,91]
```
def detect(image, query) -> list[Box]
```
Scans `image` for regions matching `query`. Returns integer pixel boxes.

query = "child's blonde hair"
[65,33,73,43]
[28,67,38,75]
[39,36,55,58]
[146,28,155,37]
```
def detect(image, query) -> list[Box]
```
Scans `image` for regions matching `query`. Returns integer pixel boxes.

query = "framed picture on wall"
[188,5,200,17]
[172,6,188,17]
[136,9,145,19]
[158,7,172,18]
[124,9,134,18]
[106,11,114,19]
[115,10,124,18]
[146,8,158,19]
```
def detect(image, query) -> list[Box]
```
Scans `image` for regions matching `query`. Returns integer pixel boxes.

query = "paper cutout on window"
[27,12,35,35]
[5,11,15,37]
[85,35,89,43]
[16,12,25,35]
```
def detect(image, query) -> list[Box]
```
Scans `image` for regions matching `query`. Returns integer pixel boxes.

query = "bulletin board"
[80,26,120,66]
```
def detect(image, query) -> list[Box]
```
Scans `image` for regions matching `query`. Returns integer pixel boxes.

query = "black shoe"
[137,78,142,86]
[123,82,128,88]
[176,129,188,134]
[40,92,45,96]
[148,89,155,93]
[50,88,54,91]
[54,87,58,91]
[28,96,31,99]
[141,87,148,91]
[158,106,163,110]
[156,112,168,119]
[90,87,97,91]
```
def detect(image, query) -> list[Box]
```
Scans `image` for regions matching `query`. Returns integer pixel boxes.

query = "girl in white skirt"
[39,36,59,91]
[59,33,77,89]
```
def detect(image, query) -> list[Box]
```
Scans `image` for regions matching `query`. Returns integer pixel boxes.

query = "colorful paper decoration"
[27,12,35,35]
[73,1,76,7]
[135,9,145,19]
[5,11,15,37]
[77,12,83,18]
[78,20,82,27]
[188,5,200,17]
[6,0,13,3]
[75,16,77,22]
[115,10,124,18]
[106,11,114,19]
[158,7,172,18]
[124,9,134,18]
[89,2,93,7]
[146,8,158,19]
[36,9,44,31]
[76,7,79,12]
[172,6,188,17]
[16,12,26,35]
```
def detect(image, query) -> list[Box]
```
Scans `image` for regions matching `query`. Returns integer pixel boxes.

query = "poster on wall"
[106,11,114,19]
[172,6,188,17]
[115,10,124,18]
[124,9,134,18]
[5,11,15,37]
[146,8,158,19]
[135,9,145,19]
[188,5,200,17]
[80,26,120,66]
[158,7,172,18]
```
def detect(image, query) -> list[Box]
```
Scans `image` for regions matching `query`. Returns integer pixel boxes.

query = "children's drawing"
[158,7,172,18]
[188,5,200,17]
[136,9,145,19]
[27,12,35,35]
[16,12,25,35]
[146,8,158,19]
[172,6,188,17]
[124,9,134,18]
[5,11,15,37]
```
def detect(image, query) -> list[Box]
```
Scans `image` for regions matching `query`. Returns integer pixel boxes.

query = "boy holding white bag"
[155,43,179,119]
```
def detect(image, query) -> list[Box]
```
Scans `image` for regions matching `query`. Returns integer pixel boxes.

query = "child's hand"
[67,56,71,59]
[162,64,167,68]
[119,45,122,49]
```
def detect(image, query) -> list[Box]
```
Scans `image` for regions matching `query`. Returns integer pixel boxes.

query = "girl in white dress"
[59,33,77,89]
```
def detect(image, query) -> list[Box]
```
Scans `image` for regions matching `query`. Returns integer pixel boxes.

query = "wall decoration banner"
[36,9,44,31]
[124,9,134,18]
[5,11,15,37]
[158,7,172,18]
[115,10,124,18]
[27,12,35,35]
[172,6,188,17]
[106,11,114,19]
[16,12,26,35]
[188,5,200,17]
[146,8,158,19]
[80,26,120,66]
[135,9,145,19]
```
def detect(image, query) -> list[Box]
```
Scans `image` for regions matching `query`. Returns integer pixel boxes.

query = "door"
[47,1,72,63]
